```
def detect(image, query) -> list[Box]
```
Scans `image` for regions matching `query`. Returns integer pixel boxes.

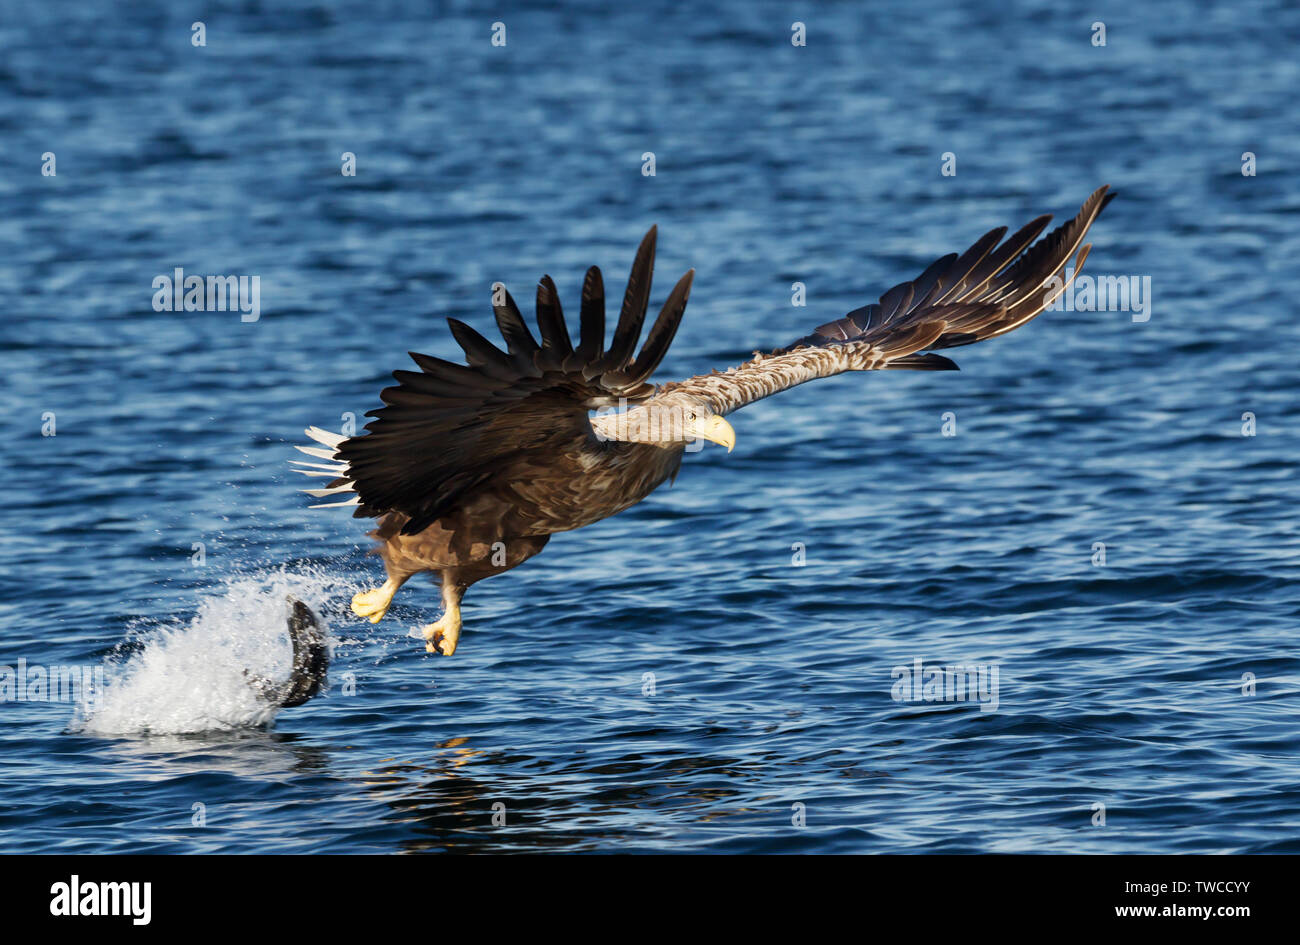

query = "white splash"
[75,570,343,737]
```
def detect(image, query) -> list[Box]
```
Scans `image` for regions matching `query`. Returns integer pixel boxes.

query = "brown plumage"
[293,187,1114,654]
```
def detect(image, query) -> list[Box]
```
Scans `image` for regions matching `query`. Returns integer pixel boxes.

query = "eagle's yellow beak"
[692,414,736,452]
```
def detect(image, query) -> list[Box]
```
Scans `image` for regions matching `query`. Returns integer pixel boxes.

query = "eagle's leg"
[416,534,552,656]
[351,574,409,624]
[420,577,464,656]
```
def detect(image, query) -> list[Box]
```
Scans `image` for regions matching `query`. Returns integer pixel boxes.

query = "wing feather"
[447,318,522,381]
[591,226,656,375]
[568,266,606,369]
[661,187,1113,415]
[626,268,693,384]
[490,288,542,371]
[319,227,693,532]
[534,275,574,370]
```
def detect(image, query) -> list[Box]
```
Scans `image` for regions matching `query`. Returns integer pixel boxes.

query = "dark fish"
[245,596,329,708]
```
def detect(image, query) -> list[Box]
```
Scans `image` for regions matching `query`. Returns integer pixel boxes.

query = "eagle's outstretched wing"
[294,188,1112,532]
[660,186,1114,415]
[293,227,693,534]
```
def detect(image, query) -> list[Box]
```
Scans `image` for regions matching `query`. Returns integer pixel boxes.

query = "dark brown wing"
[321,227,693,534]
[781,185,1116,364]
[661,188,1114,417]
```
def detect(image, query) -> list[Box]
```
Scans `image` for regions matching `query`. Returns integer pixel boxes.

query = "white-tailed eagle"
[293,187,1113,655]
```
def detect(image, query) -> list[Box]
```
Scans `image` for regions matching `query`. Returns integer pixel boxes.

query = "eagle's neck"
[588,402,691,447]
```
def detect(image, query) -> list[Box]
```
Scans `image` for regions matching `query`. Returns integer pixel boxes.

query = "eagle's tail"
[290,426,360,509]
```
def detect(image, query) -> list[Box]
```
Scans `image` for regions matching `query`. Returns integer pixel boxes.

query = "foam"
[75,569,342,736]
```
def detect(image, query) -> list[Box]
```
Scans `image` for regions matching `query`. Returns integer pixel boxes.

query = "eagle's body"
[295,188,1114,655]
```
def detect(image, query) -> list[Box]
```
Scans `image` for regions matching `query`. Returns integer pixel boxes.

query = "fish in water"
[244,596,329,708]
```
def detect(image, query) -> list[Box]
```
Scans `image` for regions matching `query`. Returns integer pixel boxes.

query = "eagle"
[293,187,1113,656]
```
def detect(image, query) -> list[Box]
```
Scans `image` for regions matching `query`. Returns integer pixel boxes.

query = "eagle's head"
[591,392,736,452]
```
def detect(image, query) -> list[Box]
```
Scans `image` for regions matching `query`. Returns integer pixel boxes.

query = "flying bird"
[294,187,1113,655]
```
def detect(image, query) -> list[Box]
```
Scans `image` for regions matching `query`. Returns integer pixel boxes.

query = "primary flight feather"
[293,187,1114,655]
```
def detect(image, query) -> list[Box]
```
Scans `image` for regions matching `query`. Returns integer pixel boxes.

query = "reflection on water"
[361,737,773,853]
[95,730,336,783]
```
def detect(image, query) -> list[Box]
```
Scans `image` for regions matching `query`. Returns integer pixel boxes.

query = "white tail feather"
[309,496,361,509]
[293,427,358,511]
[295,445,338,461]
[290,460,350,472]
[301,484,356,497]
[305,426,346,449]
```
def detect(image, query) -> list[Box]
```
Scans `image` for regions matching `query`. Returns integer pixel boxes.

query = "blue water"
[3,0,1299,854]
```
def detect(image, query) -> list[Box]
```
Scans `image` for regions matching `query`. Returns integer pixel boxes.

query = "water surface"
[2,0,1299,853]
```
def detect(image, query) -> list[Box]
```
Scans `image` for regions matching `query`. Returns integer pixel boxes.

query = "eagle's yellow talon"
[352,582,398,623]
[419,607,462,656]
